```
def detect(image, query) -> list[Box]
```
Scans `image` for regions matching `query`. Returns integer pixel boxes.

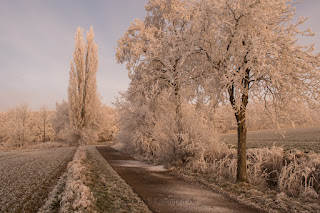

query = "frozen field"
[0,147,76,212]
[220,127,320,152]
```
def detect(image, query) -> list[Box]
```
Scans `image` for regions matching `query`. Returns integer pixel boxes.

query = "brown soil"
[96,146,261,213]
[0,147,76,213]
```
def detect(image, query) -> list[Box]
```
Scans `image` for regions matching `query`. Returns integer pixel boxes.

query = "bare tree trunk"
[174,81,183,160]
[43,120,46,142]
[235,110,248,183]
[175,89,183,133]
[172,63,182,131]
[229,82,249,183]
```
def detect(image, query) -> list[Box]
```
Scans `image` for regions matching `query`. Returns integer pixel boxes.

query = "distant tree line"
[0,102,118,148]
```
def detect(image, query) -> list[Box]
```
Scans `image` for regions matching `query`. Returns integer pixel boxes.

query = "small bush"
[247,145,284,187]
[278,152,320,199]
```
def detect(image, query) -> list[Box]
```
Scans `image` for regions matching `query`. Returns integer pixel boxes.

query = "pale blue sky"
[0,0,319,111]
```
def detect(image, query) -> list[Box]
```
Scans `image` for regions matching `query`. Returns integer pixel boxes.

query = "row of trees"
[0,104,55,147]
[0,101,118,148]
[116,0,320,182]
[213,102,320,133]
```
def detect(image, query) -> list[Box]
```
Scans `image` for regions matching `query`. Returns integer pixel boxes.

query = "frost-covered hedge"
[59,146,96,213]
[117,98,225,165]
[187,144,320,200]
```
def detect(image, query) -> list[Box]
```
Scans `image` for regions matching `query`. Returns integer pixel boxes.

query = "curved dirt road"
[0,147,76,212]
[96,146,260,213]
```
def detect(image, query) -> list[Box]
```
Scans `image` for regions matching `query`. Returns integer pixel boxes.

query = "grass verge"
[86,146,151,213]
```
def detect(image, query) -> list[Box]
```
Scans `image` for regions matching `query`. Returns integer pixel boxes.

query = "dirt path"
[96,146,260,213]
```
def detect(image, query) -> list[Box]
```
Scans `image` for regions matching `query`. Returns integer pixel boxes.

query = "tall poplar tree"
[68,26,99,144]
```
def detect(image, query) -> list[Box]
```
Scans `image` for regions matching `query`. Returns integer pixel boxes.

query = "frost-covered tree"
[0,112,9,146]
[24,110,55,143]
[40,105,49,142]
[0,105,57,147]
[52,101,69,138]
[96,105,118,142]
[117,0,197,158]
[51,100,72,143]
[68,26,100,144]
[116,0,224,163]
[192,0,320,182]
[5,104,32,147]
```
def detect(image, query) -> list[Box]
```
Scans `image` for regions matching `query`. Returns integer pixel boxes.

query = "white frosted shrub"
[116,94,227,165]
[131,106,159,158]
[188,142,320,201]
[151,104,227,164]
[116,101,157,156]
[247,145,284,186]
[79,128,99,145]
[278,152,320,199]
[207,150,238,181]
